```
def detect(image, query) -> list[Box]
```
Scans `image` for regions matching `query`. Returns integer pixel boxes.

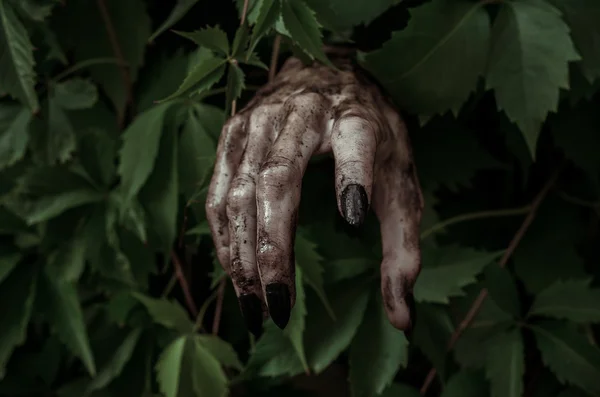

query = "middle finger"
[256,92,329,329]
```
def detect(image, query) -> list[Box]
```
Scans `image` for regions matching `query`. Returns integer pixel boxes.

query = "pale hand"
[205,51,424,336]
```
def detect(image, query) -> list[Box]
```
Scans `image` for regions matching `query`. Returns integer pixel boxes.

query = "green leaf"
[321,0,399,29]
[178,105,220,196]
[16,0,57,21]
[192,336,229,397]
[78,128,117,187]
[156,335,230,397]
[0,0,38,112]
[532,320,600,395]
[85,328,143,394]
[132,293,194,333]
[52,0,151,117]
[0,248,20,285]
[175,26,230,55]
[548,0,600,83]
[186,221,211,236]
[485,328,525,397]
[284,265,309,371]
[244,322,304,378]
[137,50,191,112]
[8,184,103,225]
[0,263,37,379]
[414,246,503,304]
[39,271,96,376]
[46,97,77,164]
[53,78,98,110]
[149,0,201,42]
[558,389,590,397]
[47,232,87,282]
[304,280,370,373]
[281,0,331,66]
[441,370,489,397]
[244,52,269,70]
[0,105,31,170]
[7,166,103,223]
[358,0,490,120]
[225,62,245,112]
[380,383,421,397]
[155,336,193,397]
[231,24,250,58]
[453,284,516,369]
[160,55,227,102]
[118,102,173,200]
[349,290,408,397]
[549,102,600,187]
[249,0,280,52]
[411,119,503,191]
[195,335,243,370]
[485,0,580,157]
[139,125,178,252]
[483,265,521,318]
[295,230,334,319]
[513,198,587,294]
[412,303,454,380]
[529,279,600,323]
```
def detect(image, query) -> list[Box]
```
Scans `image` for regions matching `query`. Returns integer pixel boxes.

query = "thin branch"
[96,0,135,127]
[212,0,251,336]
[212,280,226,335]
[269,35,282,82]
[171,251,198,317]
[419,166,563,395]
[52,57,127,82]
[420,205,532,240]
[240,0,250,25]
[555,189,600,210]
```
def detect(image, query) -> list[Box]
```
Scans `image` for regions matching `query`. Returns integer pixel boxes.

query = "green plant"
[0,0,599,396]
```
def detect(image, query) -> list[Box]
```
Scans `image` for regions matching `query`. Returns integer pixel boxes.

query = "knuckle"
[284,92,324,111]
[205,196,222,216]
[222,114,245,136]
[249,104,279,127]
[226,177,256,213]
[258,156,299,188]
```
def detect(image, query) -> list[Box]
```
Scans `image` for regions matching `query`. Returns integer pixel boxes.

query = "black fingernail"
[405,293,416,340]
[341,184,368,227]
[238,294,264,337]
[266,283,291,329]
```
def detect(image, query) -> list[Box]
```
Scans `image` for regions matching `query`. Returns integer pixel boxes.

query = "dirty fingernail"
[341,184,368,226]
[266,283,291,329]
[238,294,264,337]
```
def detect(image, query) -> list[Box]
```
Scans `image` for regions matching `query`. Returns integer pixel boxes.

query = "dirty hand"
[205,51,424,336]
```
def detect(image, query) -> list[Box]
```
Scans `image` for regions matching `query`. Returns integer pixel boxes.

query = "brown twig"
[419,165,563,395]
[171,251,198,317]
[96,0,134,128]
[212,280,226,335]
[212,0,251,336]
[269,35,282,82]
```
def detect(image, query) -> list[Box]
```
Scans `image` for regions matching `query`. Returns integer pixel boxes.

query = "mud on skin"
[205,50,424,336]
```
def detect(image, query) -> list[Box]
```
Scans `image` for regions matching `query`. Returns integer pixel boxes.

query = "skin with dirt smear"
[205,49,424,336]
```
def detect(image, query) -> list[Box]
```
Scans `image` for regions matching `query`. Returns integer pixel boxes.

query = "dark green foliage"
[0,0,599,396]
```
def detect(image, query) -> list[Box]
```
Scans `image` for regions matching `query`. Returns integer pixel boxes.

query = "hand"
[205,50,424,336]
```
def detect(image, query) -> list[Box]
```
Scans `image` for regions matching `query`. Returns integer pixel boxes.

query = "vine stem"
[269,35,282,82]
[420,205,532,239]
[52,58,127,82]
[171,251,198,317]
[96,0,134,128]
[212,0,251,336]
[419,165,563,395]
